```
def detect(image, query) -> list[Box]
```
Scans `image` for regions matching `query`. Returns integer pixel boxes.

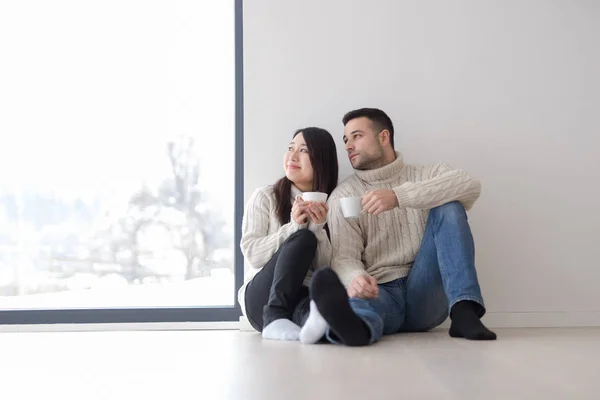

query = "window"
[0,0,243,323]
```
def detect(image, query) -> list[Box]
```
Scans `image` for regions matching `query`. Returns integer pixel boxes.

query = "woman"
[239,127,338,340]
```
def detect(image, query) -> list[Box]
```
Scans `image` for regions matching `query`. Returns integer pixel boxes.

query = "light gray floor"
[1,328,599,399]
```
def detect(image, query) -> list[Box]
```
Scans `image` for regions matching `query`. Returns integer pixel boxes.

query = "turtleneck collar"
[291,184,303,202]
[353,151,405,184]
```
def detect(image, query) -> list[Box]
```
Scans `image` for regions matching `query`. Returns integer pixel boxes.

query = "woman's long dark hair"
[273,127,339,225]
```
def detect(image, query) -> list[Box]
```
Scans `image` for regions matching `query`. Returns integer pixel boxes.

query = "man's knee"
[430,201,467,221]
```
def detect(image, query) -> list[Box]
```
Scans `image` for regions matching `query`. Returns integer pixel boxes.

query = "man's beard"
[354,147,384,170]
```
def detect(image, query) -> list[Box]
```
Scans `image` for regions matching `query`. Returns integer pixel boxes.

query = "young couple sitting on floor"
[239,108,496,346]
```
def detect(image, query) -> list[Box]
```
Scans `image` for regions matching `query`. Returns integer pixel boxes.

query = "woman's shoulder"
[248,185,277,205]
[252,184,275,196]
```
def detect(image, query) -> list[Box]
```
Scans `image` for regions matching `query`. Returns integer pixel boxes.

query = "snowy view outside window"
[0,1,236,309]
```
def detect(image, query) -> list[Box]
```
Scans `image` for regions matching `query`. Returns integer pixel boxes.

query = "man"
[299,108,496,346]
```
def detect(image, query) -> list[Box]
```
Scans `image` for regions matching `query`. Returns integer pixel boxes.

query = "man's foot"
[449,301,497,340]
[262,319,301,341]
[299,300,329,344]
[311,269,371,346]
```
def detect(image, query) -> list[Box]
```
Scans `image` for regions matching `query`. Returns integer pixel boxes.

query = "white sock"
[262,319,301,341]
[300,300,329,344]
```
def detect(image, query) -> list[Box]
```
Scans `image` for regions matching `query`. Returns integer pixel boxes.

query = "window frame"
[0,0,245,325]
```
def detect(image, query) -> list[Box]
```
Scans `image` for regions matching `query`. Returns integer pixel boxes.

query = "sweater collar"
[354,152,405,183]
[291,184,302,202]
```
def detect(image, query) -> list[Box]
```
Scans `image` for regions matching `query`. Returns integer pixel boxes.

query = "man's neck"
[353,151,404,183]
[363,151,396,170]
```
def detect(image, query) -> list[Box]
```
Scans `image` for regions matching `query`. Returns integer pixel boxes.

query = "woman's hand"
[307,202,328,225]
[292,196,309,225]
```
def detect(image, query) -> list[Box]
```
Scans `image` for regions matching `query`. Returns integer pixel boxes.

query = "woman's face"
[283,132,313,190]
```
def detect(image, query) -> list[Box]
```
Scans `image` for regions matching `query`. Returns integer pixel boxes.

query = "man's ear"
[378,129,391,146]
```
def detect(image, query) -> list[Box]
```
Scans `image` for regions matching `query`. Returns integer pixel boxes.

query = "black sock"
[449,300,497,340]
[310,269,371,347]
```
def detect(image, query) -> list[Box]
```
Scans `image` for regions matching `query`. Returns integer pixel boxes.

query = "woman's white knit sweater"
[238,184,332,315]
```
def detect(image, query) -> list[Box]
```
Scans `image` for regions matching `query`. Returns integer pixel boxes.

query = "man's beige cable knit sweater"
[238,185,332,315]
[328,152,481,288]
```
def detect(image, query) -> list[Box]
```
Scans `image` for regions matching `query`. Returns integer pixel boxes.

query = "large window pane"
[0,1,236,310]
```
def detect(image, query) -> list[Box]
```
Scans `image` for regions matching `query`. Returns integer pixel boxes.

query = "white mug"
[302,192,328,203]
[340,197,362,218]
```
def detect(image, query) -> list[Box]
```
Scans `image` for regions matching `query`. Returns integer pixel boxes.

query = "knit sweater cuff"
[291,219,308,231]
[308,221,325,233]
[393,185,412,209]
[338,269,369,288]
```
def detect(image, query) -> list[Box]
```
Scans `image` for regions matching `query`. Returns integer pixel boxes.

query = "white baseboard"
[2,312,599,333]
[239,316,256,332]
[239,311,600,334]
[437,311,600,329]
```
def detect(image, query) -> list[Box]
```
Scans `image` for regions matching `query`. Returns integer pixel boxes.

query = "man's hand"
[348,275,379,299]
[362,189,399,215]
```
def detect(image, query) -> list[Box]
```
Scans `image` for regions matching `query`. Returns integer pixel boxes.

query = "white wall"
[243,0,600,325]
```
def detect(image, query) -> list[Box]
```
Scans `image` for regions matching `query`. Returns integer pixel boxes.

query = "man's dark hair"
[342,108,395,149]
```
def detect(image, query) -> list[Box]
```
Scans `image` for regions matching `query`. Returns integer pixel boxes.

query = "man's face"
[343,117,384,170]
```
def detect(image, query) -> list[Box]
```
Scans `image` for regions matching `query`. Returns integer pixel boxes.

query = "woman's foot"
[262,319,301,341]
[299,300,329,344]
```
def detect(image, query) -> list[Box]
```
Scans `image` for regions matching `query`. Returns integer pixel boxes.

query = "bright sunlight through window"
[0,1,236,309]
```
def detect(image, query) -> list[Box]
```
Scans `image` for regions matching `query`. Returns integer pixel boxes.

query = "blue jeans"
[326,201,485,345]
